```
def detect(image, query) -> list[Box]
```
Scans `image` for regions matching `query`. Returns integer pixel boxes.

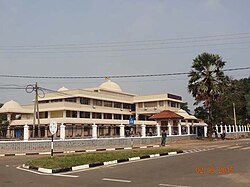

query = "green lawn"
[26,148,182,169]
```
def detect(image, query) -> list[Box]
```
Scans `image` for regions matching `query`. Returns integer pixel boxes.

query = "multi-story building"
[0,79,204,139]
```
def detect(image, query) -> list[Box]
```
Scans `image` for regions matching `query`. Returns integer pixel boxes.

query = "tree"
[180,102,191,114]
[188,52,230,138]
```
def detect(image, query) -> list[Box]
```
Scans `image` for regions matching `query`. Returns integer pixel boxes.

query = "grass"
[26,148,182,169]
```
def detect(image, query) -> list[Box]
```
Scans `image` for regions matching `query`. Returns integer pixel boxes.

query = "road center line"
[159,183,192,187]
[102,178,131,183]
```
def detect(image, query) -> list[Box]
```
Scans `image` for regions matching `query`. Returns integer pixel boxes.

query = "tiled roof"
[149,110,184,120]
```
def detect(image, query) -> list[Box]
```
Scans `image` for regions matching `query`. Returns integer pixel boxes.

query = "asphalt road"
[0,139,249,187]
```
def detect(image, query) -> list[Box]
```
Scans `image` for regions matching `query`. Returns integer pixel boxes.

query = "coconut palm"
[188,52,230,138]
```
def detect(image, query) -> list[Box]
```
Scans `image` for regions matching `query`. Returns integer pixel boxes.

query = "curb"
[0,145,161,157]
[23,150,184,174]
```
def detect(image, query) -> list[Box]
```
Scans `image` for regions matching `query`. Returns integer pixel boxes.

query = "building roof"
[176,109,197,120]
[0,100,32,114]
[149,110,184,120]
[58,86,69,92]
[99,80,122,92]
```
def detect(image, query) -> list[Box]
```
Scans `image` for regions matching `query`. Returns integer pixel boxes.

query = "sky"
[0,0,250,112]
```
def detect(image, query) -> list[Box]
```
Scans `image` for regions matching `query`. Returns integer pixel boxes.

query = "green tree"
[180,102,191,114]
[188,52,229,138]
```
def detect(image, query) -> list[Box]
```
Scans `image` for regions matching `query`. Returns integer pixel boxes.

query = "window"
[144,101,157,108]
[114,114,121,119]
[171,101,177,108]
[51,99,63,103]
[159,101,164,107]
[123,115,130,120]
[92,112,102,119]
[65,97,77,103]
[123,103,131,109]
[80,112,90,118]
[114,102,122,108]
[93,99,102,106]
[104,101,112,107]
[80,97,90,105]
[51,111,63,118]
[138,103,143,108]
[104,113,112,119]
[66,110,77,118]
[38,100,49,104]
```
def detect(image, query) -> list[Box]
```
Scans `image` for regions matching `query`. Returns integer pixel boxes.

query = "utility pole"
[32,82,41,138]
[233,102,237,139]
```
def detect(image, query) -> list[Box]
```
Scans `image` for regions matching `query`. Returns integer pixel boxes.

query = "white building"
[0,79,204,139]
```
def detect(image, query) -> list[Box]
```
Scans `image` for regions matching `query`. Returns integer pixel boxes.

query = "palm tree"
[188,52,229,138]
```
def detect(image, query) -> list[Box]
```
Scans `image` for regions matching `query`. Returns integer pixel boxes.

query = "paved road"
[0,139,249,187]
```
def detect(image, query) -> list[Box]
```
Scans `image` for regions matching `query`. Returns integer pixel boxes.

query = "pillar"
[228,125,231,133]
[92,123,97,139]
[225,125,228,133]
[220,125,223,134]
[141,124,146,137]
[168,121,172,136]
[44,125,48,138]
[204,126,208,137]
[60,123,65,140]
[178,123,182,136]
[6,126,11,138]
[119,124,125,138]
[235,125,238,132]
[244,126,247,132]
[232,125,235,132]
[156,123,161,137]
[215,125,218,134]
[23,124,29,141]
[187,124,190,135]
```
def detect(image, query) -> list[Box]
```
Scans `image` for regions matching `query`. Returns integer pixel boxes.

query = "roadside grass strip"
[24,148,183,173]
[0,145,160,157]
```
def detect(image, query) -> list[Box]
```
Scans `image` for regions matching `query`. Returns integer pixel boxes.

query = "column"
[187,124,190,135]
[225,125,228,133]
[6,126,11,138]
[60,123,65,140]
[239,125,241,132]
[92,123,97,139]
[215,125,218,134]
[119,124,125,138]
[23,124,29,141]
[220,125,223,134]
[44,125,48,138]
[204,126,208,137]
[141,124,146,138]
[168,121,172,136]
[178,123,182,136]
[228,125,231,133]
[232,125,235,133]
[244,126,247,132]
[156,123,161,137]
[235,125,238,132]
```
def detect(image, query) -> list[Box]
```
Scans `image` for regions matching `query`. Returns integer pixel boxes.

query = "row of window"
[39,97,134,110]
[138,101,180,109]
[40,111,133,120]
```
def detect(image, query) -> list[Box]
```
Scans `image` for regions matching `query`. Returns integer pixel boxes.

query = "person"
[221,130,226,140]
[161,130,167,146]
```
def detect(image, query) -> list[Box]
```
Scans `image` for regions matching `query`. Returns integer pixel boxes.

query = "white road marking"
[215,145,231,148]
[241,147,250,150]
[159,183,192,187]
[227,146,243,149]
[16,166,79,178]
[102,178,131,183]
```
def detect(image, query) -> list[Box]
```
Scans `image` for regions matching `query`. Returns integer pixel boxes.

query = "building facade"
[0,79,204,139]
